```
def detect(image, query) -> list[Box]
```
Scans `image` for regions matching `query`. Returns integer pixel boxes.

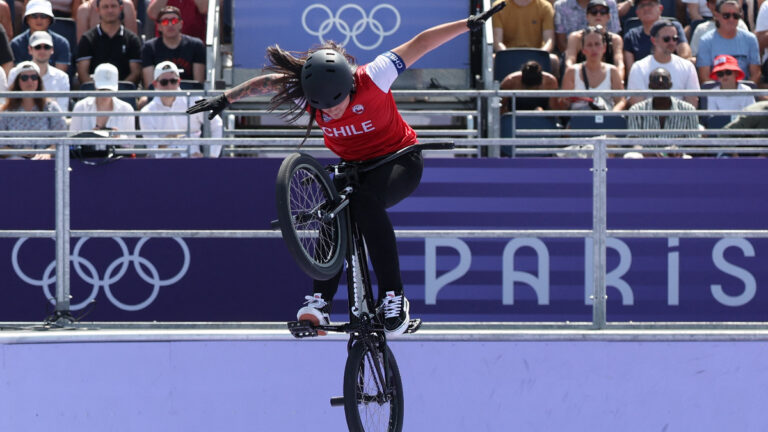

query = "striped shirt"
[628,97,700,138]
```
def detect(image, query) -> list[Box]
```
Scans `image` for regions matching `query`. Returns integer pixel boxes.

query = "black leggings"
[313,150,424,303]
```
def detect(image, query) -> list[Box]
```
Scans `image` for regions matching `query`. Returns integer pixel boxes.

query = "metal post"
[54,142,71,320]
[591,139,607,328]
[481,0,500,158]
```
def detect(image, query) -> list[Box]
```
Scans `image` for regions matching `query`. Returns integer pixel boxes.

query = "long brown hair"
[264,41,356,146]
[1,73,47,112]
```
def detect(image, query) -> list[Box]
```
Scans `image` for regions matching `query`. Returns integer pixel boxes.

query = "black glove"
[467,1,506,32]
[186,93,230,120]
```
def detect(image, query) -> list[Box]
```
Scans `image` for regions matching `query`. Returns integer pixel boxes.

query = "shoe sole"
[299,313,327,336]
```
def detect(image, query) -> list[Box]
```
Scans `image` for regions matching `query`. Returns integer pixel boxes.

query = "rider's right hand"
[186,93,230,120]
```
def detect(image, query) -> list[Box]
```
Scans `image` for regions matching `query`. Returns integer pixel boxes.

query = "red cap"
[710,54,745,81]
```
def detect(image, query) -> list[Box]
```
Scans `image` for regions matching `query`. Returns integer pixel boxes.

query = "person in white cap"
[11,0,71,72]
[28,31,69,111]
[70,62,135,142]
[0,61,66,159]
[140,60,222,158]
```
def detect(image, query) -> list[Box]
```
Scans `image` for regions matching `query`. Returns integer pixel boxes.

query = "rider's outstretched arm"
[391,20,470,69]
[225,73,283,104]
[391,2,506,68]
[186,73,283,119]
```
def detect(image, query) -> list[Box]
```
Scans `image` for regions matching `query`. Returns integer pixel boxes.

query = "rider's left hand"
[467,1,507,31]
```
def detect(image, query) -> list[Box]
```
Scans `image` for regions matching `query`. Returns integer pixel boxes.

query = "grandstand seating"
[500,113,560,157]
[179,80,204,90]
[78,80,138,109]
[569,113,627,131]
[494,48,551,82]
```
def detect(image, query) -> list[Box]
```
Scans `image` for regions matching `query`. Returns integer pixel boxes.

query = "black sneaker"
[379,291,410,335]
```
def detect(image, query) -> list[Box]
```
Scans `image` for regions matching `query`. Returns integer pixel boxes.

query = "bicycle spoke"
[288,167,339,266]
[355,348,391,432]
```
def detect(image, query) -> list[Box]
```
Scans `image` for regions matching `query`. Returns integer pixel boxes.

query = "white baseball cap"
[153,61,184,81]
[92,63,119,91]
[29,31,53,47]
[8,61,41,84]
[25,0,54,19]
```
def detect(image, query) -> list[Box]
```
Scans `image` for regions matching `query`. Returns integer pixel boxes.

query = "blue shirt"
[10,29,71,66]
[623,21,687,61]
[696,29,760,75]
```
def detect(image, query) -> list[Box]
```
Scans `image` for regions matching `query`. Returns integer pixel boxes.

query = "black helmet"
[301,49,354,109]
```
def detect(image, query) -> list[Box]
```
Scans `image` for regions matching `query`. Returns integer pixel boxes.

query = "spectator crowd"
[0,0,765,159]
[0,0,219,159]
[494,0,768,154]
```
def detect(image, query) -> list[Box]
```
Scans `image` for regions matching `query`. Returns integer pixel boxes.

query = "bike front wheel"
[275,153,347,280]
[343,341,404,432]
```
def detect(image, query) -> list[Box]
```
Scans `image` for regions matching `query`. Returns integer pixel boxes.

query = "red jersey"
[313,52,417,161]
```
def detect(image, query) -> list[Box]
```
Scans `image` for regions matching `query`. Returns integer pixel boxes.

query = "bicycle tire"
[343,341,404,432]
[275,153,347,280]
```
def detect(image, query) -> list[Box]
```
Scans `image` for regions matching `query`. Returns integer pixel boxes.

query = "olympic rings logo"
[302,3,401,50]
[12,237,190,312]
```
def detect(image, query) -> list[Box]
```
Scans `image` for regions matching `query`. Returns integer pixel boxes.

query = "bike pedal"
[287,320,319,338]
[405,318,422,334]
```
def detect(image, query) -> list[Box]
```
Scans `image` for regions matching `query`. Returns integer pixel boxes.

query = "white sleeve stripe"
[366,52,404,92]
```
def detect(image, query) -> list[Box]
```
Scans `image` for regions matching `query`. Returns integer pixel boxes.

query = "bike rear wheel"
[343,341,404,432]
[275,153,347,280]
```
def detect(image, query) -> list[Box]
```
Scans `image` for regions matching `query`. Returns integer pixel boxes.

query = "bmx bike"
[273,141,454,432]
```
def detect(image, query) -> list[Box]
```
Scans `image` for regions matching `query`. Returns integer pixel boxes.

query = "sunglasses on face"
[28,13,49,20]
[158,78,179,86]
[661,35,679,43]
[160,17,180,26]
[19,74,39,82]
[33,44,52,50]
[721,12,741,19]
[588,8,609,15]
[716,70,734,77]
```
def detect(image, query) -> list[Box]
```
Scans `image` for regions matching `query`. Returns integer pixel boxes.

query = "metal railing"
[2,4,768,329]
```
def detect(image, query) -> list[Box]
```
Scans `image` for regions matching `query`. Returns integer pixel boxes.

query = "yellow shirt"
[491,0,554,49]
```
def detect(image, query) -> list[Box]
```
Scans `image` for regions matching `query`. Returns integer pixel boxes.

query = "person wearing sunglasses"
[27,31,69,112]
[554,0,621,53]
[706,54,755,112]
[147,0,208,42]
[690,0,747,61]
[565,0,625,79]
[627,19,700,107]
[139,61,222,158]
[141,6,205,89]
[0,61,66,160]
[628,68,700,154]
[75,0,142,86]
[10,0,71,73]
[697,0,761,83]
[622,0,691,82]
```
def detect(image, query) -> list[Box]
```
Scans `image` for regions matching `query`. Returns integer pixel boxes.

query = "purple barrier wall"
[1,336,767,431]
[2,158,768,322]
